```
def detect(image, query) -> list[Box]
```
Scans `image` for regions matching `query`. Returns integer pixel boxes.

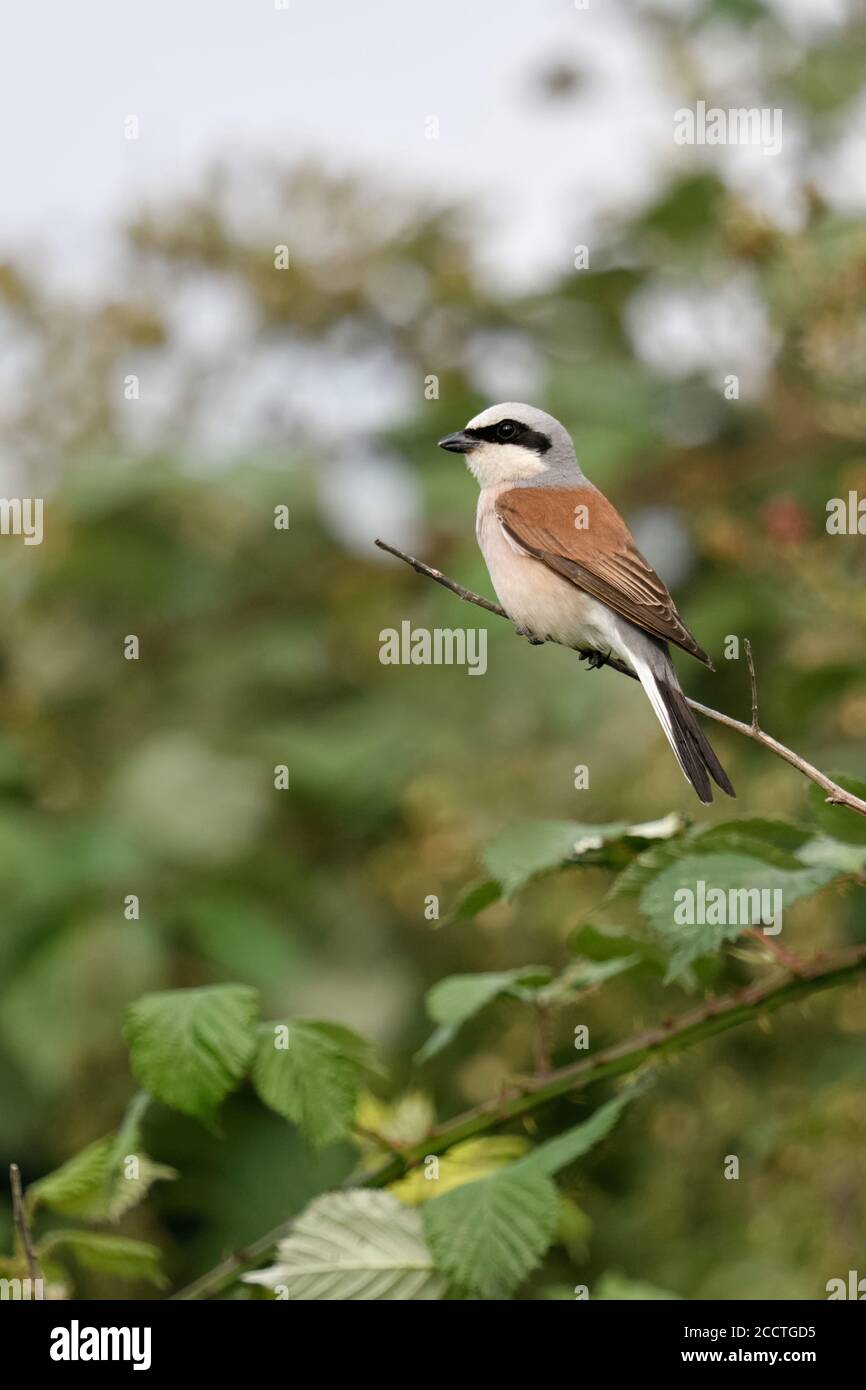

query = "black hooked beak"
[438,430,476,454]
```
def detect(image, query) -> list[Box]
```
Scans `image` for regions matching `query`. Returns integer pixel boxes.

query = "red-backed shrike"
[439,402,734,804]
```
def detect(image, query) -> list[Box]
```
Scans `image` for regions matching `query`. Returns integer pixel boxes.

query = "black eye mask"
[464,421,552,454]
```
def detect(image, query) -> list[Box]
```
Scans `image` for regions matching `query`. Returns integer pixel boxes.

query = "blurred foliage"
[1,0,866,1300]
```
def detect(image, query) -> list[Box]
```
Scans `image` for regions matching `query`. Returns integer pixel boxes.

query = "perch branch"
[174,942,866,1299]
[9,1163,42,1292]
[374,539,866,820]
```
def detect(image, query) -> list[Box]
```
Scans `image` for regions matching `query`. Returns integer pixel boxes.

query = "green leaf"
[798,835,866,873]
[609,818,811,899]
[413,1025,457,1065]
[39,1231,167,1288]
[415,966,553,1062]
[538,955,639,1003]
[108,1156,178,1221]
[446,879,502,924]
[252,1019,380,1148]
[640,854,839,981]
[567,923,653,961]
[244,1191,445,1300]
[482,814,684,898]
[355,1090,435,1150]
[304,1019,385,1076]
[484,820,596,896]
[520,1087,641,1178]
[427,968,553,1024]
[27,1137,110,1218]
[424,1164,559,1298]
[808,776,866,846]
[123,984,259,1122]
[556,1197,592,1262]
[691,819,813,869]
[388,1135,531,1205]
[641,173,724,242]
[27,1136,176,1221]
[609,841,690,899]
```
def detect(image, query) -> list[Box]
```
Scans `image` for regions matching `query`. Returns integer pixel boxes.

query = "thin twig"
[532,1001,551,1076]
[744,927,808,977]
[374,538,866,820]
[351,1124,408,1159]
[174,943,866,1299]
[745,638,760,733]
[9,1163,42,1294]
[374,538,506,618]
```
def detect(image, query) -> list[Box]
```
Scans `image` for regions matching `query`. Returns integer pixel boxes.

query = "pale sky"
[4,0,857,295]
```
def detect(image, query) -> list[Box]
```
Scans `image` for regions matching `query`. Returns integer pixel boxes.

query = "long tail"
[630,648,735,805]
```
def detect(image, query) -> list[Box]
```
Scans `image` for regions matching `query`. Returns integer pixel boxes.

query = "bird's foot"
[578,647,612,670]
[515,626,545,646]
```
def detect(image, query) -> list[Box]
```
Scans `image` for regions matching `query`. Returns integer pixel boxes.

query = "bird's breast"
[475,487,613,650]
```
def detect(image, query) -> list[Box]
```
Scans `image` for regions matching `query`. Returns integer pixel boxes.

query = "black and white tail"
[631,649,735,805]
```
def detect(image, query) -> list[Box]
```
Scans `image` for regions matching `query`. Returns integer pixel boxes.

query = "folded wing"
[496,485,711,667]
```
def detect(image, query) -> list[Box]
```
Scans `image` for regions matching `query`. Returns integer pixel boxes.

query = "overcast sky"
[2,0,863,519]
[5,0,859,296]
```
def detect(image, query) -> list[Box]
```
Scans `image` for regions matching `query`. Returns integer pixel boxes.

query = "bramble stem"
[174,943,866,1300]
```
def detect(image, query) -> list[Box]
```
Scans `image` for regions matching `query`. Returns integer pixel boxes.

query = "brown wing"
[496,485,711,666]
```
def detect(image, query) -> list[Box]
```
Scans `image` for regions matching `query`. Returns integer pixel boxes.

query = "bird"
[438,402,734,805]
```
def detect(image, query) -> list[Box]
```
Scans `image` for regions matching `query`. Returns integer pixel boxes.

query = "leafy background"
[1,0,865,1299]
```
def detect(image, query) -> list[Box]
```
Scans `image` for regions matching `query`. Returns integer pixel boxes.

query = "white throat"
[465,442,549,490]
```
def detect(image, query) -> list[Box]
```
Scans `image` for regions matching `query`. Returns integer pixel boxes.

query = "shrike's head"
[438,402,583,490]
